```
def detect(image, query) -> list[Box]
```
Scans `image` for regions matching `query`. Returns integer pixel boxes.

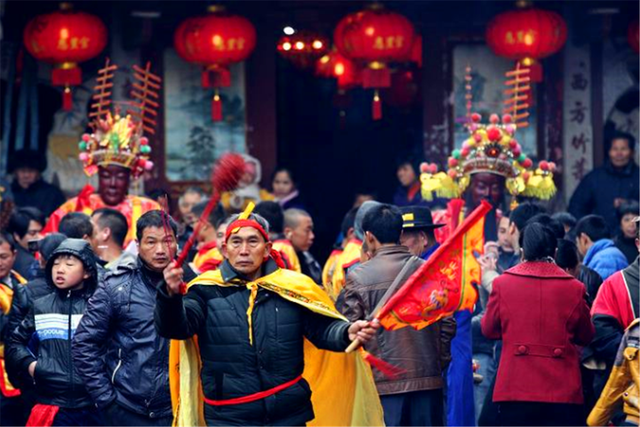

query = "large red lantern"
[334,4,415,120]
[23,3,107,111]
[628,20,639,54]
[174,5,256,121]
[278,31,329,69]
[486,6,567,82]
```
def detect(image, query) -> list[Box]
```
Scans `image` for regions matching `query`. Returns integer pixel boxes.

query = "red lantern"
[628,20,639,54]
[278,31,329,69]
[334,3,415,120]
[409,35,422,67]
[315,49,360,89]
[486,6,567,83]
[174,5,256,121]
[23,3,107,111]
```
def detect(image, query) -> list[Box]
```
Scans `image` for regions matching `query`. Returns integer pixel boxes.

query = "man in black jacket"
[156,210,377,426]
[569,132,639,231]
[72,210,194,426]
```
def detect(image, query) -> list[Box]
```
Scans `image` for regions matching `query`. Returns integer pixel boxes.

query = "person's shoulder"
[103,264,139,288]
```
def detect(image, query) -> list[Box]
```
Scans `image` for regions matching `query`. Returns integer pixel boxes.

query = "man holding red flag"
[341,203,456,427]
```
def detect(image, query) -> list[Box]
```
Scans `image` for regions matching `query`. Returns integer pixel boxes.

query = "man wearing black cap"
[10,149,66,218]
[399,206,445,260]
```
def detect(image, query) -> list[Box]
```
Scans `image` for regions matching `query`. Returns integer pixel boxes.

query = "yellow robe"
[272,239,301,273]
[168,267,384,427]
[322,249,343,291]
[0,271,27,397]
[330,239,362,300]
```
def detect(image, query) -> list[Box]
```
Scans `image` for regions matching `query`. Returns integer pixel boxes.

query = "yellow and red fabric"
[43,194,160,246]
[168,267,384,427]
[193,242,223,273]
[0,271,27,398]
[330,239,362,300]
[272,239,301,273]
[376,201,491,331]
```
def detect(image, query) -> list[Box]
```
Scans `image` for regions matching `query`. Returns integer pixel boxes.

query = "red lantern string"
[212,90,222,122]
[372,90,382,121]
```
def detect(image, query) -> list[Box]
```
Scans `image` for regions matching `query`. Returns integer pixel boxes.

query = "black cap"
[399,206,445,230]
[8,149,47,173]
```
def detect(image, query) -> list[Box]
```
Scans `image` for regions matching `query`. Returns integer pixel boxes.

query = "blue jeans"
[473,352,497,424]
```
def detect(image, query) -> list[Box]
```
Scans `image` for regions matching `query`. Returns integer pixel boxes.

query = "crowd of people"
[0,124,637,427]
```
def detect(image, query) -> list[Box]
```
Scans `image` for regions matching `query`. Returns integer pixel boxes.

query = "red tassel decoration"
[62,87,73,111]
[212,92,222,121]
[362,67,391,88]
[362,350,406,379]
[372,90,382,121]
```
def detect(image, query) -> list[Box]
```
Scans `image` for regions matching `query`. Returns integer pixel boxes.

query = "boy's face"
[51,255,89,291]
[498,216,513,252]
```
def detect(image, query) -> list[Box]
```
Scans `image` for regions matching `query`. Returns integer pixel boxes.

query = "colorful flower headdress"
[420,112,557,201]
[420,64,556,201]
[78,59,161,178]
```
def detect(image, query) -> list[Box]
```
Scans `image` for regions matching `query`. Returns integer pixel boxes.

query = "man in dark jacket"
[156,210,378,426]
[6,207,44,279]
[569,132,639,231]
[10,150,66,218]
[341,203,456,426]
[72,210,193,426]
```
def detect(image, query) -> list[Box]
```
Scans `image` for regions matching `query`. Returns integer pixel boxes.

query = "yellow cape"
[169,267,384,426]
[330,239,362,300]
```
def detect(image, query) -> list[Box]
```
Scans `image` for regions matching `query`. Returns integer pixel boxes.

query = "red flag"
[376,201,492,331]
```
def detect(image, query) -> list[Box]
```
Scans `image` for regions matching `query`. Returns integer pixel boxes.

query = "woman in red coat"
[482,222,595,426]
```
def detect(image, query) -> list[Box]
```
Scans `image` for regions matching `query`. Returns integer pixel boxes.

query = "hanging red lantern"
[23,2,107,111]
[334,3,415,120]
[486,5,567,83]
[409,35,422,67]
[628,20,639,54]
[278,31,329,69]
[383,70,420,108]
[174,5,256,121]
[315,49,361,89]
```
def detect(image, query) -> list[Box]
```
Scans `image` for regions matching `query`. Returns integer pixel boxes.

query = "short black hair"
[520,222,557,261]
[362,204,403,244]
[341,207,359,237]
[552,212,577,230]
[616,201,639,222]
[92,208,129,247]
[59,212,93,239]
[606,130,636,152]
[574,215,610,242]
[509,203,545,232]
[7,207,45,239]
[0,232,16,251]
[271,167,297,186]
[254,201,284,234]
[136,210,178,241]
[555,239,580,271]
[191,201,226,229]
[146,188,171,206]
[527,213,565,239]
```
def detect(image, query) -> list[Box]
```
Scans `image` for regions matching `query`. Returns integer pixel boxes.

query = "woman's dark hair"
[271,167,297,187]
[136,210,178,241]
[520,222,557,261]
[616,201,639,222]
[555,239,580,271]
[527,213,565,239]
[362,204,403,244]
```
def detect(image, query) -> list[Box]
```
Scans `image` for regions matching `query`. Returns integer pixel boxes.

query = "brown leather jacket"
[339,245,456,395]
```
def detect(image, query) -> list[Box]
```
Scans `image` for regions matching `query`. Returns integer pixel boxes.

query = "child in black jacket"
[6,238,102,426]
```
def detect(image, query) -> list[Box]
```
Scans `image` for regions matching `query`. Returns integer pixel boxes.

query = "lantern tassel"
[212,91,222,121]
[372,90,382,120]
[62,86,73,111]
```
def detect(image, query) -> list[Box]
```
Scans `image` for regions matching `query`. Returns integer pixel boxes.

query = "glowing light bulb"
[295,41,305,50]
[283,26,295,35]
[282,42,292,51]
[312,40,323,49]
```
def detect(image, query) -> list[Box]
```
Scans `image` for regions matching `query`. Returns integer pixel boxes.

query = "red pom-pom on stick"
[174,153,246,268]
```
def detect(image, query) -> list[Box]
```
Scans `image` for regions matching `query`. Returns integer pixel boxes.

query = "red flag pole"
[345,200,492,353]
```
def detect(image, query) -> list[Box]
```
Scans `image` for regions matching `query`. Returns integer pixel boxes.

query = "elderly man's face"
[469,173,505,208]
[400,229,427,257]
[223,227,271,277]
[98,165,131,206]
[287,215,315,252]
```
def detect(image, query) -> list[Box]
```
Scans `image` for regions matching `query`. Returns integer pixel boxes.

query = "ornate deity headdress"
[420,65,557,201]
[78,59,161,178]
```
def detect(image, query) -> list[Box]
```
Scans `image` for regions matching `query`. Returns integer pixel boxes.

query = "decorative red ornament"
[334,3,415,120]
[23,3,107,112]
[315,49,361,89]
[539,160,549,171]
[487,127,502,141]
[174,5,256,121]
[486,6,567,83]
[521,158,533,168]
[278,31,329,69]
[628,20,639,54]
[448,158,459,167]
[471,113,482,123]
